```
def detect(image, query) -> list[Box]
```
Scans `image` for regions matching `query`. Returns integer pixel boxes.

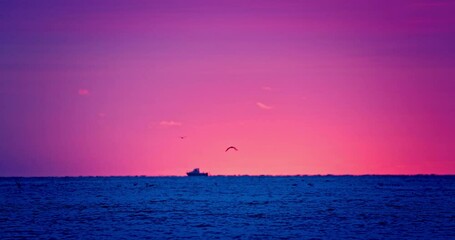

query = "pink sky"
[1,0,454,176]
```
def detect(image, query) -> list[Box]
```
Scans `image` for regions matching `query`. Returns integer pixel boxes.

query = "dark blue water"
[1,176,455,239]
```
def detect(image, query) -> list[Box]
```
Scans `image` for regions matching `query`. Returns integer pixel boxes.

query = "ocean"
[1,176,455,239]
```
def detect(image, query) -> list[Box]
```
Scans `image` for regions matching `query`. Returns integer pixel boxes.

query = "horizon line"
[1,174,455,178]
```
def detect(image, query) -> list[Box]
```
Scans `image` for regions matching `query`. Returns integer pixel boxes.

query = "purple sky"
[1,0,455,176]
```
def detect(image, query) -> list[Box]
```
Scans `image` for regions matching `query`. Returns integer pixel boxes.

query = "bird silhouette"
[225,146,238,152]
[180,136,186,139]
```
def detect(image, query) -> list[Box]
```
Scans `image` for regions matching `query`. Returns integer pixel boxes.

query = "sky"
[1,0,454,176]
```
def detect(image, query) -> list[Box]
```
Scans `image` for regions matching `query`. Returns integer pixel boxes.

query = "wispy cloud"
[262,86,273,91]
[78,89,89,96]
[256,102,273,110]
[159,120,182,127]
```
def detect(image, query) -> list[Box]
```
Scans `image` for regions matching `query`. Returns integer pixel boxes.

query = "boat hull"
[186,172,208,176]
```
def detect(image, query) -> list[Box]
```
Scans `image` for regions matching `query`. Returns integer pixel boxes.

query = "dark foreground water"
[1,176,455,239]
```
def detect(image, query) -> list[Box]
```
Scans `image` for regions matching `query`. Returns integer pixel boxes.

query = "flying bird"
[225,146,238,152]
[180,136,186,139]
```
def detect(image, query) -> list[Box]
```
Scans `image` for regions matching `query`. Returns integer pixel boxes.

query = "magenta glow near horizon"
[1,0,454,176]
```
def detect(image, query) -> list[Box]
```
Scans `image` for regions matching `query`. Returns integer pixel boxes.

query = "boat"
[186,168,208,176]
